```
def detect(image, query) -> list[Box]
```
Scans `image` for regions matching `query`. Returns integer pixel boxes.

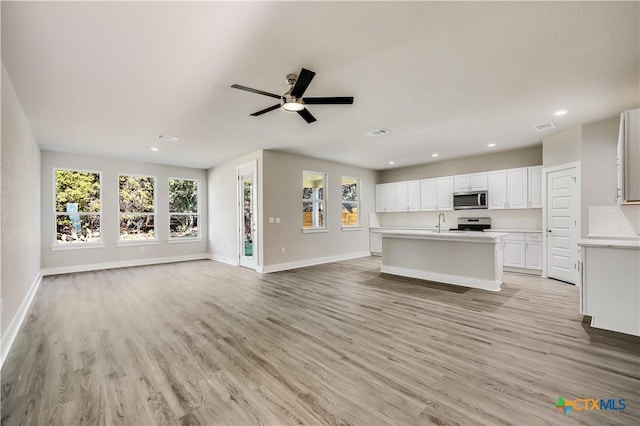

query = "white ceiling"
[2,1,639,170]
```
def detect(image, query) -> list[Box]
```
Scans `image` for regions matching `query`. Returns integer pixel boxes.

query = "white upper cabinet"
[436,177,453,210]
[488,170,507,209]
[527,166,543,208]
[375,183,398,212]
[376,166,540,213]
[420,178,437,211]
[378,181,420,212]
[454,172,488,192]
[421,177,453,211]
[488,168,528,209]
[396,181,409,211]
[506,167,528,209]
[384,183,397,212]
[407,180,421,211]
[375,184,385,212]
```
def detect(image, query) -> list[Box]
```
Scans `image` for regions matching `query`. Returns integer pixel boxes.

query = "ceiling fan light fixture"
[282,99,305,112]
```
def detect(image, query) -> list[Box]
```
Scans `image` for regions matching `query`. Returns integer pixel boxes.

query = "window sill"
[51,242,105,251]
[302,228,330,234]
[168,238,203,244]
[117,240,160,247]
[341,226,362,232]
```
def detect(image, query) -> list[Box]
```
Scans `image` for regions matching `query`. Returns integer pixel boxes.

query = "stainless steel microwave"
[453,190,488,210]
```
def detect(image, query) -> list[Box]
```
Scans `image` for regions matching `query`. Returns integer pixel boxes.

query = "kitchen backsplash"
[377,209,542,230]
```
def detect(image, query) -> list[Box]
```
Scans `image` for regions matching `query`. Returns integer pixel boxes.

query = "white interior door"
[238,161,257,270]
[546,165,579,284]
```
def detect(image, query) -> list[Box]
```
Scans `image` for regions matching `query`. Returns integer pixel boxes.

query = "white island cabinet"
[380,230,505,291]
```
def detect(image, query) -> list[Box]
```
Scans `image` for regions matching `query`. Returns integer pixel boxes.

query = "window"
[119,175,156,241]
[55,169,101,244]
[169,178,199,239]
[341,177,360,227]
[303,171,327,229]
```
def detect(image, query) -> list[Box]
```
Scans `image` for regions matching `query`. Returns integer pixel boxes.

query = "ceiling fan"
[231,68,354,123]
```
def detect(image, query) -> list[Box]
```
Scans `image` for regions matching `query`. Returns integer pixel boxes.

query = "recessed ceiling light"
[553,110,568,116]
[150,147,159,152]
[432,153,439,157]
[487,143,496,147]
[158,134,181,142]
[388,161,395,165]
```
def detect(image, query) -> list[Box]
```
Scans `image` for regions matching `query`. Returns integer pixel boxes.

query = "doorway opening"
[238,161,258,270]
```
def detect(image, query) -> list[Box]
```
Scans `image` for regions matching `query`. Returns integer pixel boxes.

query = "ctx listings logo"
[555,396,626,415]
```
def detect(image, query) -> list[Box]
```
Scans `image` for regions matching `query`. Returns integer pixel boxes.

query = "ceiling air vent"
[366,128,391,137]
[534,122,556,132]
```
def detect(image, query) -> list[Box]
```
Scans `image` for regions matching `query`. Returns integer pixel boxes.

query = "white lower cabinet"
[370,230,382,255]
[525,233,542,270]
[503,233,526,268]
[499,232,542,273]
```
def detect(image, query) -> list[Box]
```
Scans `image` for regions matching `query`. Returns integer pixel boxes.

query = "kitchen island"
[380,230,505,291]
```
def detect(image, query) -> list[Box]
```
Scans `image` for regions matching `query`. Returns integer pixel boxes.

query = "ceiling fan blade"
[297,108,317,123]
[250,104,281,116]
[290,68,316,98]
[302,97,354,105]
[231,84,282,100]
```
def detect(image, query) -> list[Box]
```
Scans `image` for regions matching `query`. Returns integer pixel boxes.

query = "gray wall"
[207,150,263,265]
[542,125,581,167]
[542,116,624,237]
[581,116,624,237]
[1,65,41,338]
[380,145,542,182]
[261,150,376,267]
[41,151,208,271]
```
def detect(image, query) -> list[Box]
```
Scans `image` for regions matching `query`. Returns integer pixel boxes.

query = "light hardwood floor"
[1,257,638,425]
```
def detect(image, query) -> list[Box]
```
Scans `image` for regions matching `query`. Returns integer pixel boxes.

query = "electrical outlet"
[269,217,274,224]
[281,247,285,254]
[275,218,281,224]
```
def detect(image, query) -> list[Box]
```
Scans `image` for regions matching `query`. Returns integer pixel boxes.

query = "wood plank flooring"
[1,257,639,425]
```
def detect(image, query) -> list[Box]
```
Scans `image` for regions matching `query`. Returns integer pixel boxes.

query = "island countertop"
[379,229,506,243]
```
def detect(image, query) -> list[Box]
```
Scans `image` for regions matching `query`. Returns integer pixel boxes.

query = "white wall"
[261,150,376,269]
[41,151,208,272]
[1,65,42,342]
[207,150,263,266]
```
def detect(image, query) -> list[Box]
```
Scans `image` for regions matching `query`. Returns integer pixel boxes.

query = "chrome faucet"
[438,212,446,233]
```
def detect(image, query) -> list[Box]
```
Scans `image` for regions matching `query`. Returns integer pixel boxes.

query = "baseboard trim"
[258,251,370,273]
[380,265,501,292]
[209,254,239,267]
[41,253,210,276]
[1,272,43,369]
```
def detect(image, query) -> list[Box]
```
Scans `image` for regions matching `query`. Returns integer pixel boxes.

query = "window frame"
[117,173,158,245]
[302,170,329,233]
[168,177,201,242]
[52,167,104,250]
[341,176,361,230]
